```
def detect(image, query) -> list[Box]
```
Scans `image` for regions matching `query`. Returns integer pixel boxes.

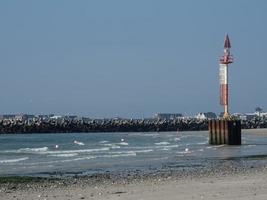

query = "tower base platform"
[208,119,241,145]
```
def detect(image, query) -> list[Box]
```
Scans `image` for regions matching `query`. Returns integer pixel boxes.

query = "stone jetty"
[0,116,266,134]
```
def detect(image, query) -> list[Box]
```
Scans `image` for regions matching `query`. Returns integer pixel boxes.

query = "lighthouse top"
[224,34,231,48]
[220,34,233,64]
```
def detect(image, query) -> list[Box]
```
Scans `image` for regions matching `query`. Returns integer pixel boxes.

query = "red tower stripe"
[220,84,228,105]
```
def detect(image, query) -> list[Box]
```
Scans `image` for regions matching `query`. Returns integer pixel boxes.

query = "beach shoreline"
[1,128,267,199]
[1,159,267,200]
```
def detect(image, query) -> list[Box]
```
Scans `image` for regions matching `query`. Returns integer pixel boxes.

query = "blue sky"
[0,0,266,118]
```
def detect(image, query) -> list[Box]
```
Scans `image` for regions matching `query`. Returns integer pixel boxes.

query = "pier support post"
[208,119,241,145]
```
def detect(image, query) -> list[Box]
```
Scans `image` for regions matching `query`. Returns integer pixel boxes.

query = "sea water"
[0,130,267,176]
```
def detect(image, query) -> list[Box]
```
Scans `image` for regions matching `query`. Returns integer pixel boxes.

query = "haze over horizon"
[0,0,267,118]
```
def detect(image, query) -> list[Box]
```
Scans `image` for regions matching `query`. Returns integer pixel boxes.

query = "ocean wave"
[174,138,181,141]
[206,145,225,149]
[5,147,110,155]
[45,147,110,154]
[162,148,170,151]
[48,153,78,158]
[156,144,179,149]
[62,156,96,162]
[134,149,154,153]
[196,142,207,145]
[176,151,191,155]
[0,157,29,163]
[155,142,170,145]
[103,144,121,149]
[118,142,129,146]
[74,140,85,146]
[61,152,137,160]
[27,152,137,165]
[99,140,109,144]
[110,149,153,155]
[102,152,136,158]
[18,147,48,152]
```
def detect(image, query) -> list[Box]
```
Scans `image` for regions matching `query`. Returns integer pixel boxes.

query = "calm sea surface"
[1,130,267,176]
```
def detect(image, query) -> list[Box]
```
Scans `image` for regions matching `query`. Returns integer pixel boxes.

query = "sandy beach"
[1,163,267,200]
[1,128,267,200]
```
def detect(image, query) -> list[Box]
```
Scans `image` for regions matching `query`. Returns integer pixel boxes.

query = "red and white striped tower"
[219,34,233,118]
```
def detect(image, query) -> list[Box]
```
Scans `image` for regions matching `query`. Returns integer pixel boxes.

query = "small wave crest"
[196,142,207,145]
[18,147,48,153]
[103,144,121,149]
[6,147,110,155]
[74,140,85,146]
[206,145,225,149]
[99,140,109,144]
[46,147,110,154]
[118,142,129,146]
[155,142,170,145]
[0,157,29,163]
[156,144,179,149]
[48,153,78,158]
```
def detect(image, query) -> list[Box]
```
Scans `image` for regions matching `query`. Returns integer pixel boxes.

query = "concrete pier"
[208,119,241,145]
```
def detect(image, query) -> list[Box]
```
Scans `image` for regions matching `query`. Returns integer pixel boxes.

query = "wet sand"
[1,164,267,200]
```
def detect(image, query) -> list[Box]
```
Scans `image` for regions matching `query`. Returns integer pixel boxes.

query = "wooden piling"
[208,119,241,145]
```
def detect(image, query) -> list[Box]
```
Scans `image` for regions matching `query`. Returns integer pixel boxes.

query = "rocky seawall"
[0,117,266,134]
[0,118,207,133]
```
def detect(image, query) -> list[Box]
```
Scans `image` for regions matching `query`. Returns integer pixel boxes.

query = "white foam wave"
[103,144,121,149]
[48,153,78,158]
[74,140,85,146]
[13,147,110,155]
[45,147,110,154]
[31,152,136,164]
[99,140,109,144]
[118,142,129,146]
[62,156,96,162]
[111,149,153,155]
[4,147,110,155]
[0,157,29,163]
[102,152,136,158]
[111,145,121,149]
[17,147,48,153]
[155,142,170,145]
[156,144,179,149]
[24,156,97,165]
[134,149,154,153]
[197,142,207,145]
[174,138,181,141]
[176,148,193,154]
[206,145,225,149]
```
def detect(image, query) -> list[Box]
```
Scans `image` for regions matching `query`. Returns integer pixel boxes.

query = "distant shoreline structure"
[0,116,266,134]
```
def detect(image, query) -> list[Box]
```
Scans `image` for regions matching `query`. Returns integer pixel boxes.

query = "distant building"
[232,113,247,120]
[15,114,36,121]
[195,112,217,120]
[232,112,267,120]
[0,114,16,120]
[153,113,183,120]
